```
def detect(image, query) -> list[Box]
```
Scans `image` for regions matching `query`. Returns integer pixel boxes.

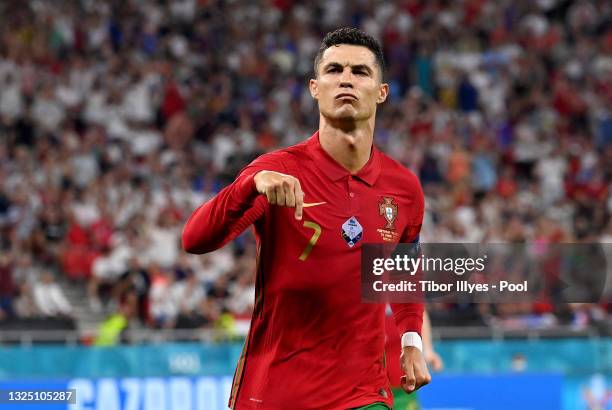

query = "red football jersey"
[183,132,425,409]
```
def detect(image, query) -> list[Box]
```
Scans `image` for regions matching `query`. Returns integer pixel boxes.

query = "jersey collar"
[307,131,381,186]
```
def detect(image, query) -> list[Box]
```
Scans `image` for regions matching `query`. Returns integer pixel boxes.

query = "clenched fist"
[254,171,304,220]
[400,346,431,393]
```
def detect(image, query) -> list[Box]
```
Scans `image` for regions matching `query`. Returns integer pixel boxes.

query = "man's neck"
[318,117,374,174]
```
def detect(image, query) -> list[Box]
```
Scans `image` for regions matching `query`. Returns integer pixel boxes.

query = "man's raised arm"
[182,170,264,254]
[182,152,303,254]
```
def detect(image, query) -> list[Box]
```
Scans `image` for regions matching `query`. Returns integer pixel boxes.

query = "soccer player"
[182,27,430,409]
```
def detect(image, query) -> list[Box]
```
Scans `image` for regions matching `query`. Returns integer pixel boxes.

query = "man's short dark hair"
[314,27,385,80]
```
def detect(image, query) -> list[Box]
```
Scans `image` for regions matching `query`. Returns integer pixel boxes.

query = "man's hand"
[254,171,304,220]
[399,346,431,393]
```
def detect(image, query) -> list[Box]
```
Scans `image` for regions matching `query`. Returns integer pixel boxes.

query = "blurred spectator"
[13,282,36,319]
[149,268,179,328]
[94,297,135,346]
[32,270,72,318]
[207,275,231,306]
[173,271,206,329]
[88,227,145,311]
[227,271,255,318]
[113,257,151,323]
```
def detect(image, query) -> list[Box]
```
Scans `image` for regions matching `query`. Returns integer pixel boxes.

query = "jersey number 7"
[299,221,321,261]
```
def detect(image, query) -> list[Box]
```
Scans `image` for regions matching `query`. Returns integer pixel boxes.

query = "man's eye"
[354,70,368,76]
[327,67,340,73]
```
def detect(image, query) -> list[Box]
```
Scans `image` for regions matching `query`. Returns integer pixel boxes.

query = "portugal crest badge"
[378,197,398,230]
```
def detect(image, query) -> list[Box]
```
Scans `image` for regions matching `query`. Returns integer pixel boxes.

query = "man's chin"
[328,108,359,121]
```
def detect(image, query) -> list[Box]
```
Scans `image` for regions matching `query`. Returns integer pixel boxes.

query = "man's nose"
[339,68,353,87]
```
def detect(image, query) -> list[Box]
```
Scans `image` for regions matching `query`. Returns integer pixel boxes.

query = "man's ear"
[377,83,389,104]
[309,78,319,100]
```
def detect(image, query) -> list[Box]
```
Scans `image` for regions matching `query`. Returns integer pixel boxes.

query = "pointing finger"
[294,185,304,221]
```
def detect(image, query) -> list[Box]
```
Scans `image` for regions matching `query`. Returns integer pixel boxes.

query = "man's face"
[310,44,388,123]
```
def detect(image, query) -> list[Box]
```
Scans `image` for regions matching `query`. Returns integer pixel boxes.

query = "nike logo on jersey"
[303,202,327,208]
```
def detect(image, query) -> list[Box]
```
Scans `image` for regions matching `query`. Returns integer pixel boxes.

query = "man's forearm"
[390,302,424,335]
[182,172,264,254]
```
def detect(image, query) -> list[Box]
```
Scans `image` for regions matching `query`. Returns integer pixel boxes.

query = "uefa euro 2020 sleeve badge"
[342,216,363,247]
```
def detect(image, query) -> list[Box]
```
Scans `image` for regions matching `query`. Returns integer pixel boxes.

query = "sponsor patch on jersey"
[342,216,363,247]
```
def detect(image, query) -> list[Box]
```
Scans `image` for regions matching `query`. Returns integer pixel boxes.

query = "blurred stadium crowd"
[0,0,610,340]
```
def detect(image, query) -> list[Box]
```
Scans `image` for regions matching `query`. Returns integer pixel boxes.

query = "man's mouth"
[335,93,357,100]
